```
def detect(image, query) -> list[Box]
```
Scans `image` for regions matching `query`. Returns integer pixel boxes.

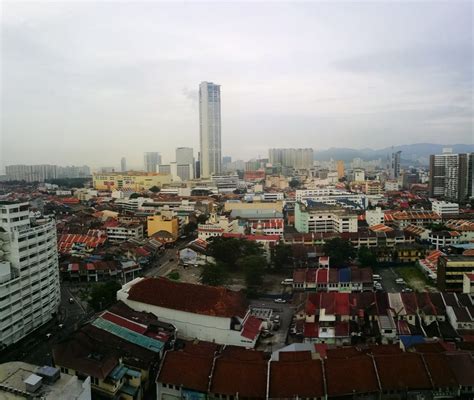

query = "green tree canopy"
[208,237,264,270]
[289,179,300,188]
[200,262,228,286]
[238,255,267,288]
[129,193,140,199]
[272,243,293,270]
[149,185,160,193]
[323,237,355,267]
[357,246,378,267]
[88,280,122,311]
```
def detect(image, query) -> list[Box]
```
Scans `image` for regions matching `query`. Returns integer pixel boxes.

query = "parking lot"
[376,265,436,293]
[250,298,294,352]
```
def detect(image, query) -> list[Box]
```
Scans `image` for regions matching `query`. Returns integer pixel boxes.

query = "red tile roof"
[375,353,432,390]
[315,268,329,283]
[325,355,379,396]
[158,348,215,392]
[127,277,248,318]
[241,316,262,340]
[101,311,147,335]
[211,356,267,398]
[422,353,458,388]
[270,359,324,398]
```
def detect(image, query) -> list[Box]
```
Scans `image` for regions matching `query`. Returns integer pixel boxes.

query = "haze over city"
[1,1,472,170]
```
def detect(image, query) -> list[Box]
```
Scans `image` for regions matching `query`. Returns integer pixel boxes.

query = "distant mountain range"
[314,143,474,166]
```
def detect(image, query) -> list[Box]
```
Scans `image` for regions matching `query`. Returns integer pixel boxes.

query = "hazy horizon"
[1,1,473,170]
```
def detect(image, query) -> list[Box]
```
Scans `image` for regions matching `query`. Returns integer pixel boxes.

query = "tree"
[200,262,228,286]
[357,246,377,267]
[183,221,198,235]
[238,255,267,288]
[289,179,300,189]
[323,237,355,267]
[208,237,264,270]
[129,193,140,199]
[196,214,208,224]
[272,243,292,270]
[149,186,160,193]
[88,280,122,311]
[427,223,448,232]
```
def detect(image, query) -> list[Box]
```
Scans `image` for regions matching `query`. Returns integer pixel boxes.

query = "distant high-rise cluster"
[5,164,90,182]
[268,148,314,169]
[199,82,222,178]
[143,152,161,173]
[429,149,473,202]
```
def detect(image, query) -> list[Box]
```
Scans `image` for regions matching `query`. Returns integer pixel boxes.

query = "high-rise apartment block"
[429,150,473,202]
[5,165,90,182]
[176,147,194,165]
[199,82,222,178]
[268,148,314,169]
[144,152,162,173]
[0,201,61,347]
[390,151,402,179]
[336,160,345,179]
[120,157,127,172]
[175,147,194,180]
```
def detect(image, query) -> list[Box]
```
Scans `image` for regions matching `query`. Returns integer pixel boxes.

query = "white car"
[274,298,287,304]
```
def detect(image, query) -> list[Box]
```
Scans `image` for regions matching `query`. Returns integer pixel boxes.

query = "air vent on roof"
[24,374,42,392]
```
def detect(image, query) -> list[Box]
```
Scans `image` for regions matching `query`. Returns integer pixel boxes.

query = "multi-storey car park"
[0,201,60,348]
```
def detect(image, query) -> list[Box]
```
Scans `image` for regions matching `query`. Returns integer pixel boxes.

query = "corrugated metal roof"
[92,317,164,353]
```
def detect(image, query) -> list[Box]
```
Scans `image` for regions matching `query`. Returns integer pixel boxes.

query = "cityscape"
[0,2,473,400]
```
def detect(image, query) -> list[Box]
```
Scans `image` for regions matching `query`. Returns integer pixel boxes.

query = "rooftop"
[126,277,248,318]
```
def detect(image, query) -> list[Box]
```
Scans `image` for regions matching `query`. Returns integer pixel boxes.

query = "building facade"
[92,172,172,191]
[199,82,222,178]
[294,202,358,233]
[144,152,162,173]
[0,201,61,348]
[429,151,473,202]
[268,148,314,170]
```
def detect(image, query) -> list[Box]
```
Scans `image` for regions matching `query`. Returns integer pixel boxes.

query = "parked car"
[395,278,406,284]
[261,330,274,338]
[281,279,294,285]
[274,298,287,303]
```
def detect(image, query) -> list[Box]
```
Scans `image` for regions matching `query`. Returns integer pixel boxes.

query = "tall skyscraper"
[429,150,473,202]
[199,82,221,178]
[144,152,161,173]
[390,151,402,179]
[121,157,127,172]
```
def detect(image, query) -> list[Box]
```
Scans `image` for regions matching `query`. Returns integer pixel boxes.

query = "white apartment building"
[353,169,365,182]
[0,201,60,348]
[295,188,369,210]
[366,207,385,227]
[199,82,222,178]
[294,202,358,233]
[431,200,459,217]
[106,224,144,242]
[385,180,399,191]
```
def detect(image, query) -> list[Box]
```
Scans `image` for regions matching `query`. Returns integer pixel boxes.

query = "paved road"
[0,285,90,365]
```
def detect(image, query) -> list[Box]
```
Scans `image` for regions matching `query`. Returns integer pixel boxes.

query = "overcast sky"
[1,1,472,170]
